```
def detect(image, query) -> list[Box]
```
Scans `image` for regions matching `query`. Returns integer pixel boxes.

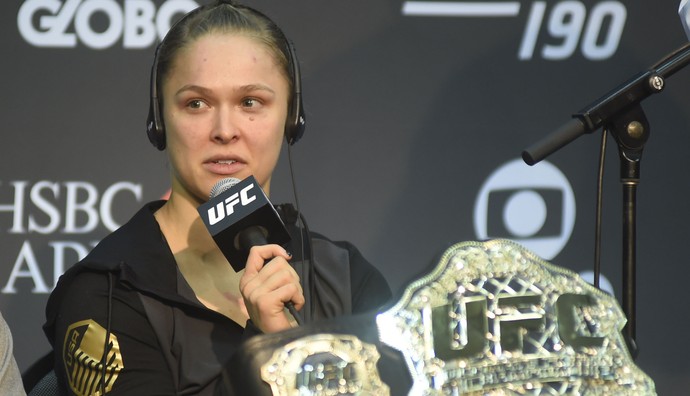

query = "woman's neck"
[154,192,219,257]
[156,192,248,323]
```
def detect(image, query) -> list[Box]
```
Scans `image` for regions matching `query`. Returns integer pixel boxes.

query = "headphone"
[145,3,306,150]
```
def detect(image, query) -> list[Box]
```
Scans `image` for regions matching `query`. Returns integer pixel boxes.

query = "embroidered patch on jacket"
[63,319,124,396]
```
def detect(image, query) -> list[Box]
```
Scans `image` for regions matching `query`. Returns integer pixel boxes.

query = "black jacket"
[44,201,391,395]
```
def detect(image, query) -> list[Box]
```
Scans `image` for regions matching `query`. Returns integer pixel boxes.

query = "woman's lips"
[204,159,245,175]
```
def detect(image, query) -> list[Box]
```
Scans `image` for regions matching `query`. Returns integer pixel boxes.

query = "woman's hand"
[239,244,304,333]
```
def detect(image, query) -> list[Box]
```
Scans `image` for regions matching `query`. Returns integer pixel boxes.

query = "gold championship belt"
[228,312,397,395]
[377,239,655,395]
[226,239,655,395]
[261,333,389,395]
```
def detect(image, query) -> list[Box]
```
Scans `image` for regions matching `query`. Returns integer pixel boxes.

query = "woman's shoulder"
[83,201,166,264]
[276,204,391,314]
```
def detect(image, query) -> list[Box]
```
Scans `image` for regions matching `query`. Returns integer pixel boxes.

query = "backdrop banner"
[2,1,689,394]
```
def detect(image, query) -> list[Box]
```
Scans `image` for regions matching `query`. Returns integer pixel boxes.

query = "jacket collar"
[80,200,181,298]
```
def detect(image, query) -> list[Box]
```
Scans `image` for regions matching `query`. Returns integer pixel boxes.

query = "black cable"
[285,143,308,326]
[298,210,315,321]
[101,272,113,394]
[285,301,303,326]
[594,129,608,289]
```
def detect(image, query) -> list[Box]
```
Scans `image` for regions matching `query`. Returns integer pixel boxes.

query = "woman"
[43,1,391,395]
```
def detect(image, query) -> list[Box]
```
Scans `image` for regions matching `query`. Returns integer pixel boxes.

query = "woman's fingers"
[242,244,291,277]
[239,245,304,332]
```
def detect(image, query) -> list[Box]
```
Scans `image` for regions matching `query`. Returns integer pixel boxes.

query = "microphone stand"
[522,42,690,359]
[607,104,649,358]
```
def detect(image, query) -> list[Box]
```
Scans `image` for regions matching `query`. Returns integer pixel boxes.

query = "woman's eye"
[187,99,204,109]
[241,98,260,108]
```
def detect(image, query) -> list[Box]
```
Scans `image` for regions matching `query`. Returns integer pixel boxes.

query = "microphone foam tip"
[209,177,241,199]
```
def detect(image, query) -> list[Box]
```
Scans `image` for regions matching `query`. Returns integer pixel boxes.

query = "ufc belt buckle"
[376,239,656,395]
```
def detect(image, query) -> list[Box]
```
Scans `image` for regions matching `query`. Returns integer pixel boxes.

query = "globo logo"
[474,159,576,260]
[17,0,198,49]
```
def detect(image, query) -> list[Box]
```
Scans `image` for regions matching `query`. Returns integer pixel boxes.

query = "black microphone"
[198,176,291,272]
[197,176,302,324]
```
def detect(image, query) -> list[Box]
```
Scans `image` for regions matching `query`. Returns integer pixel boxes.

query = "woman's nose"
[211,106,239,143]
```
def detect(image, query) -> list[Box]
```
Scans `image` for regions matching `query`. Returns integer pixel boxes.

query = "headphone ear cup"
[286,91,306,145]
[146,99,166,151]
[285,40,305,145]
[146,45,166,151]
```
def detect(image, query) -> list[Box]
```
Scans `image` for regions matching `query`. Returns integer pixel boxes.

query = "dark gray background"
[2,0,689,393]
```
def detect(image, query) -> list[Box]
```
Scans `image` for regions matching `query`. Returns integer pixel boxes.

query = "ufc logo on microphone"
[207,183,256,226]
